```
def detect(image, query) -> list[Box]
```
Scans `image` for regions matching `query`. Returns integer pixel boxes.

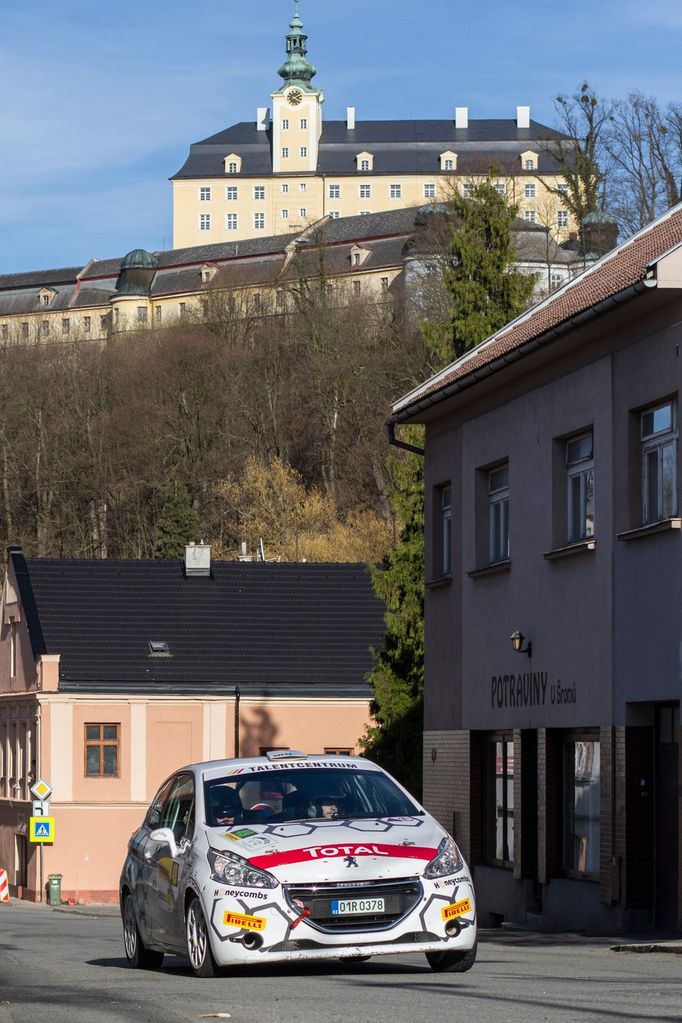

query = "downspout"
[386,420,424,456]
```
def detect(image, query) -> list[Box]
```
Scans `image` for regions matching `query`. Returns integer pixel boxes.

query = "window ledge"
[617,518,681,542]
[543,539,596,560]
[426,574,452,589]
[467,559,511,579]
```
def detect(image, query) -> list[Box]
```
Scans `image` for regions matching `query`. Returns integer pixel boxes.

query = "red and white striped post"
[0,868,9,904]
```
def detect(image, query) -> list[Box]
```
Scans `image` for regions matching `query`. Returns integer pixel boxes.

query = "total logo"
[303,844,389,860]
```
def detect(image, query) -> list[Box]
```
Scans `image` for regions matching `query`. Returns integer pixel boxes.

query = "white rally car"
[119,752,477,977]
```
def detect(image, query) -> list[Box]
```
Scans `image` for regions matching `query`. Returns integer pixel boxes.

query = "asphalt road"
[1,902,681,1023]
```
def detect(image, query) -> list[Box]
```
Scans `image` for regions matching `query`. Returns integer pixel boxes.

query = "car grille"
[283,877,422,932]
[269,931,438,954]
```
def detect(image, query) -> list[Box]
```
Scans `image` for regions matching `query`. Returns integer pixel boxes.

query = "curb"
[610,943,682,955]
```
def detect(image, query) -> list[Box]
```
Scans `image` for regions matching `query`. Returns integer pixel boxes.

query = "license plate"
[331,897,386,915]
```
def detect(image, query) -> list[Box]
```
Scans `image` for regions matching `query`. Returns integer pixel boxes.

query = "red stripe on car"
[249,843,438,868]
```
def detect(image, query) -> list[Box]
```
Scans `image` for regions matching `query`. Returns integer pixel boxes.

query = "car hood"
[209,815,445,882]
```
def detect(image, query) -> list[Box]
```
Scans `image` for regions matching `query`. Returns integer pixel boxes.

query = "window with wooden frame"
[85,723,120,777]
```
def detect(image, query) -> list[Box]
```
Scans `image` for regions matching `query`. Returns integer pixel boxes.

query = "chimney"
[257,106,270,131]
[184,541,211,577]
[516,105,531,129]
[455,106,468,130]
[238,541,252,563]
[347,106,356,130]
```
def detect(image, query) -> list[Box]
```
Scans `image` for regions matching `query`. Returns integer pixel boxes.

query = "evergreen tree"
[364,178,534,797]
[153,480,200,559]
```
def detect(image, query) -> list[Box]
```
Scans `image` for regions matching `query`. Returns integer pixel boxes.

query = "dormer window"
[439,151,458,171]
[356,151,374,172]
[39,287,56,307]
[521,150,539,171]
[350,244,371,267]
[224,153,243,174]
[201,264,217,284]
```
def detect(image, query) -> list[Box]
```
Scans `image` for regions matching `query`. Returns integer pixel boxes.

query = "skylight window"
[149,640,171,657]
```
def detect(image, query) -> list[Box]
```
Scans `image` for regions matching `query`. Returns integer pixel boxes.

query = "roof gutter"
[392,278,656,424]
[386,420,425,456]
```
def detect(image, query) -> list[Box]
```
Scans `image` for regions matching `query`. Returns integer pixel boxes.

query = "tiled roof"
[13,552,385,696]
[393,202,682,419]
[173,119,567,179]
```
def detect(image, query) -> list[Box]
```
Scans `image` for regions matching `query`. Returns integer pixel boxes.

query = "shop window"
[563,735,600,875]
[85,723,119,777]
[485,736,514,866]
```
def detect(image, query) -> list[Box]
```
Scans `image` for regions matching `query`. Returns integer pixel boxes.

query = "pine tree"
[153,480,201,559]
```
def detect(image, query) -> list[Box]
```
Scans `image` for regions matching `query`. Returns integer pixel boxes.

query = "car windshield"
[203,767,421,827]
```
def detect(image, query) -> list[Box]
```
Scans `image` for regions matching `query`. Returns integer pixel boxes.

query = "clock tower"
[271,2,323,174]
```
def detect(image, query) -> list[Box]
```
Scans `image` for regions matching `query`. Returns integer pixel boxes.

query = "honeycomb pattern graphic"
[263,816,424,839]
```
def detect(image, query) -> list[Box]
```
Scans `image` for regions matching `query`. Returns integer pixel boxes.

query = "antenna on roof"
[258,537,266,562]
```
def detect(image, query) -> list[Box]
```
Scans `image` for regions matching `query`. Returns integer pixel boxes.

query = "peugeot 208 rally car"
[119,751,477,977]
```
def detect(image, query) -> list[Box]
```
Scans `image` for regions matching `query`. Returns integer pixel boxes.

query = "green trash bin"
[47,874,62,907]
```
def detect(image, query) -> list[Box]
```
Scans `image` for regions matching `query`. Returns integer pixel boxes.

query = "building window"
[641,400,677,523]
[83,316,91,333]
[226,213,238,230]
[179,302,186,317]
[557,182,568,194]
[282,118,289,130]
[299,183,307,192]
[199,213,211,231]
[281,209,289,219]
[1,324,7,340]
[423,183,436,198]
[380,277,389,290]
[353,280,361,296]
[227,161,238,174]
[154,306,162,322]
[300,146,307,158]
[563,736,600,875]
[137,307,147,324]
[85,724,119,777]
[557,210,569,228]
[389,184,402,199]
[21,322,29,340]
[328,211,340,219]
[485,737,514,866]
[494,182,506,195]
[434,483,452,578]
[282,148,289,158]
[462,183,473,198]
[523,209,536,223]
[281,183,289,193]
[360,159,370,171]
[489,463,509,564]
[524,159,535,170]
[199,186,211,201]
[253,185,265,200]
[444,159,454,171]
[359,184,371,199]
[299,208,307,219]
[524,183,536,198]
[353,252,361,266]
[329,184,340,199]
[62,319,70,336]
[41,293,50,307]
[253,213,265,230]
[550,271,563,291]
[40,321,49,339]
[566,432,594,543]
[100,315,108,332]
[226,186,238,200]
[300,118,308,130]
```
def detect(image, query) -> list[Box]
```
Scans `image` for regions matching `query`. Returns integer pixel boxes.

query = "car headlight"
[207,848,278,889]
[423,836,464,879]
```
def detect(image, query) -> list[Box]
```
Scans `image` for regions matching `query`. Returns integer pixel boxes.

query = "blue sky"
[0,0,680,274]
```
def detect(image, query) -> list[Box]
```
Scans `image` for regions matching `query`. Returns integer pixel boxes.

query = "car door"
[133,776,175,946]
[148,773,196,951]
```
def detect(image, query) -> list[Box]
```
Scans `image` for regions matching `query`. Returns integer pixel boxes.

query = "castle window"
[389,184,402,199]
[281,209,289,219]
[199,186,211,201]
[84,316,91,333]
[299,183,307,192]
[282,147,289,158]
[523,210,536,223]
[282,118,289,130]
[359,184,371,199]
[253,213,265,230]
[199,213,211,231]
[557,210,569,228]
[300,118,307,129]
[226,186,238,200]
[329,184,340,199]
[524,183,536,198]
[226,213,238,230]
[423,183,436,198]
[300,147,307,158]
[281,183,289,193]
[62,318,70,336]
[329,211,340,219]
[299,208,307,219]
[253,185,266,200]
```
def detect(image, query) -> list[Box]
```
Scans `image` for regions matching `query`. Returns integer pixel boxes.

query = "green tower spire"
[277,1,317,88]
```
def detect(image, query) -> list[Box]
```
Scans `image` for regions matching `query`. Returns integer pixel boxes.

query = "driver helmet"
[210,786,242,823]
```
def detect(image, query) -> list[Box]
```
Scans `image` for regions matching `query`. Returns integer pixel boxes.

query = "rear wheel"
[122,893,164,970]
[426,941,477,973]
[186,895,218,978]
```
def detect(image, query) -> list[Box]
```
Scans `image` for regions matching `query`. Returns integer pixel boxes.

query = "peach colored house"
[0,545,384,903]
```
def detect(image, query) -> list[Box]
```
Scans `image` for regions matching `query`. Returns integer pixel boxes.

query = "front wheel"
[122,893,164,970]
[426,941,477,973]
[186,895,218,978]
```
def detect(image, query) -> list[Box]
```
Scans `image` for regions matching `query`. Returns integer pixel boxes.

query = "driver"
[209,786,243,827]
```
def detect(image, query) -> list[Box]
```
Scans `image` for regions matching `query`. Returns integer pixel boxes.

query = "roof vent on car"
[266,750,308,761]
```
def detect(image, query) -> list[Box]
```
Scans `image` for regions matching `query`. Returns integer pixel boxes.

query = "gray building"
[391,201,682,934]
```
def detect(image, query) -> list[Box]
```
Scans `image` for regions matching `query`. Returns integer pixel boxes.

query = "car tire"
[122,893,164,970]
[425,941,477,973]
[186,895,218,978]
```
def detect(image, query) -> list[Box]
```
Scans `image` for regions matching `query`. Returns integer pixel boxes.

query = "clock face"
[287,89,303,107]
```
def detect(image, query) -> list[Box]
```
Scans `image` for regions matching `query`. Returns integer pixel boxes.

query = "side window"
[566,432,594,542]
[147,777,175,829]
[641,400,677,523]
[488,463,509,564]
[161,773,195,843]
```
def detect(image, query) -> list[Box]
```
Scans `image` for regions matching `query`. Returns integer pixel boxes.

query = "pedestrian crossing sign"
[29,816,55,844]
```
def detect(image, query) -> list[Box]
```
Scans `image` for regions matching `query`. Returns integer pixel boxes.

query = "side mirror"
[149,827,178,858]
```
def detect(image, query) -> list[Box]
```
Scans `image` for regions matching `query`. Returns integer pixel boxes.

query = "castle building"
[171,3,573,249]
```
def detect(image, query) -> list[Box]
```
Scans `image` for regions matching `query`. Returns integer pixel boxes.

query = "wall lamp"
[510,630,532,657]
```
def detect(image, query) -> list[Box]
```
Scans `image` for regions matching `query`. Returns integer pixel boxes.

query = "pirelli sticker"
[223,911,267,931]
[441,898,472,921]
